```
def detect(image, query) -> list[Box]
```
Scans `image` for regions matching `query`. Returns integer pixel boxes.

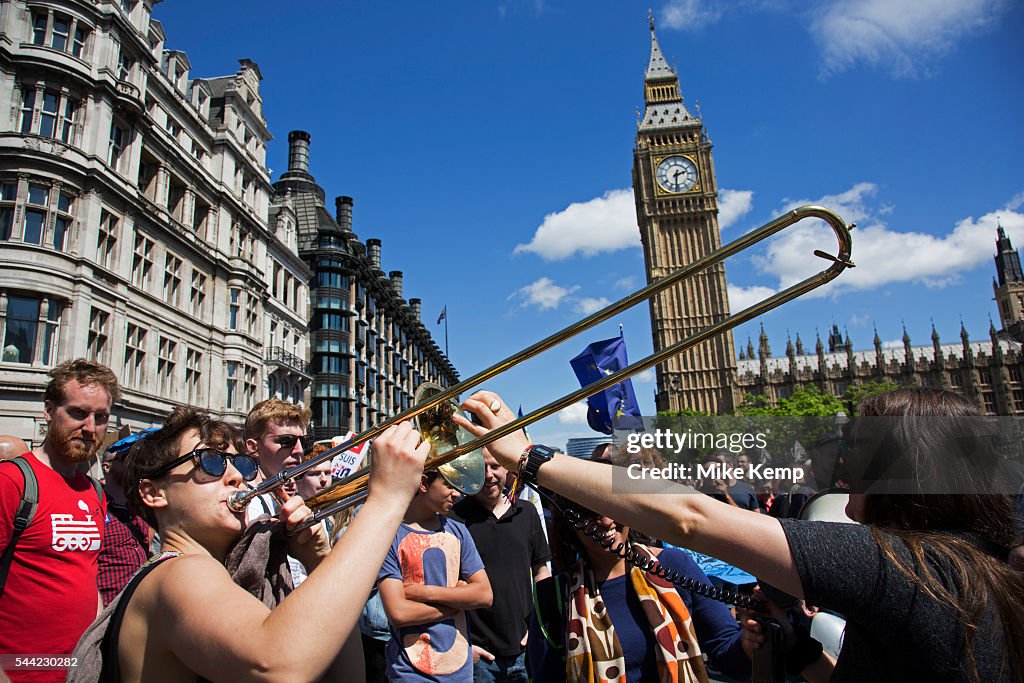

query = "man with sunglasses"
[243,399,311,519]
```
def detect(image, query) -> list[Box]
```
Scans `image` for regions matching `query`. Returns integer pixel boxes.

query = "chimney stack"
[335,196,353,232]
[287,130,311,175]
[390,271,403,299]
[367,239,381,270]
[409,298,421,320]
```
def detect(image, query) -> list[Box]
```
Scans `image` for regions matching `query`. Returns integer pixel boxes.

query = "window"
[109,121,129,170]
[23,184,47,245]
[96,210,118,269]
[163,253,182,306]
[158,337,177,397]
[243,364,257,409]
[131,233,154,289]
[226,361,238,409]
[123,324,146,388]
[2,294,62,365]
[53,191,72,251]
[19,85,79,143]
[229,289,239,330]
[87,307,109,363]
[245,294,258,335]
[316,271,350,290]
[186,348,203,404]
[979,368,992,385]
[29,9,90,58]
[1,180,74,249]
[117,50,134,82]
[1011,367,1023,383]
[190,271,207,317]
[983,391,995,414]
[1014,389,1024,412]
[1,183,16,240]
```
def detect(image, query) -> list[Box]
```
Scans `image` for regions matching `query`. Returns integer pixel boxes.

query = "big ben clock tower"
[633,17,739,414]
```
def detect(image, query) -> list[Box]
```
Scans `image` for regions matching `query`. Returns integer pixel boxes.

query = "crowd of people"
[0,358,1022,682]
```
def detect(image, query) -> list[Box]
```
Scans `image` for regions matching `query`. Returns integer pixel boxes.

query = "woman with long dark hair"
[457,388,1024,682]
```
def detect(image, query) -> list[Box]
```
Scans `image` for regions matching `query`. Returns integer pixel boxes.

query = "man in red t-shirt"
[0,359,120,683]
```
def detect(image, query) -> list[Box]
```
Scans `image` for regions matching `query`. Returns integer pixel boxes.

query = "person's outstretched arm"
[455,392,803,599]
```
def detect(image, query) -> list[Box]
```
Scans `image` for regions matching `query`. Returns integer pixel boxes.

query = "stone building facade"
[0,0,309,442]
[736,228,1024,416]
[632,21,739,415]
[271,131,458,442]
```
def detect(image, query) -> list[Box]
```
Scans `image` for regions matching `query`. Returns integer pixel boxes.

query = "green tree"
[841,380,904,414]
[738,385,844,417]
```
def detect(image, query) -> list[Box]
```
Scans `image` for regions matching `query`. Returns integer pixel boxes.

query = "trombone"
[229,205,855,530]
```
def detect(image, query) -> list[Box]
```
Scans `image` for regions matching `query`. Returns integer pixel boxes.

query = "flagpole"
[445,312,449,358]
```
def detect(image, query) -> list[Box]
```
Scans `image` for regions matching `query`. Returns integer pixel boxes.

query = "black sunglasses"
[150,447,260,482]
[273,434,309,450]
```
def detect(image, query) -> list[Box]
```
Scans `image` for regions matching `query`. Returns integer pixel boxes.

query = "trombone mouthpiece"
[227,489,253,512]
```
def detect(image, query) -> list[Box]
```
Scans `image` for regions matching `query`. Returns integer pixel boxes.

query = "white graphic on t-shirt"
[51,499,101,551]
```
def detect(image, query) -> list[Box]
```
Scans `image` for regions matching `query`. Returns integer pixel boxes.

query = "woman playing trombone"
[77,407,428,682]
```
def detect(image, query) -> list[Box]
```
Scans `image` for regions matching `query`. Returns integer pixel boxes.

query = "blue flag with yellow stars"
[570,330,642,435]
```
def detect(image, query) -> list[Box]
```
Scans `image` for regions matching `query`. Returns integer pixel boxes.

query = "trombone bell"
[414,382,486,495]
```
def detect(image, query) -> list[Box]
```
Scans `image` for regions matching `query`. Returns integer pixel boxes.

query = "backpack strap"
[99,552,181,683]
[0,457,39,596]
[532,573,566,656]
[90,475,104,507]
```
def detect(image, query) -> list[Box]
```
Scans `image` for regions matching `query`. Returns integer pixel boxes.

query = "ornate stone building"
[271,131,458,441]
[0,0,309,442]
[735,227,1024,416]
[633,20,739,415]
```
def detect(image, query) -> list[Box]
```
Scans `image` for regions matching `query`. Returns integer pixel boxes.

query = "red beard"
[49,421,100,463]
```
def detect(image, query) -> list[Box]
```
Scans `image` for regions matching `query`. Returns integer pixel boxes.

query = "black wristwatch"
[521,444,557,485]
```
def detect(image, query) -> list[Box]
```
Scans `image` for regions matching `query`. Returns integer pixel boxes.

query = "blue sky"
[153,0,1023,448]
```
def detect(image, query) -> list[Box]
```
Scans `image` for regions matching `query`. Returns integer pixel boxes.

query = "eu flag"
[570,331,642,435]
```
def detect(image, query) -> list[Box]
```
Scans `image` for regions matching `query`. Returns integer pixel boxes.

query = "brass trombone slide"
[229,205,854,521]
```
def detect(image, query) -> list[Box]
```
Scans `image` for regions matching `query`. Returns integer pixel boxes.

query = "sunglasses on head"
[150,447,260,482]
[273,434,308,450]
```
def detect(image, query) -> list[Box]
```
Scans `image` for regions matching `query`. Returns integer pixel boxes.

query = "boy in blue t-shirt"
[378,470,493,681]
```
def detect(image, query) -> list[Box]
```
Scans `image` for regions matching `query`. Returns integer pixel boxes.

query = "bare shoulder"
[123,554,233,619]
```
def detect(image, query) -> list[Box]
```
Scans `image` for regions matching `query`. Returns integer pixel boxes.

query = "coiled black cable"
[560,504,765,611]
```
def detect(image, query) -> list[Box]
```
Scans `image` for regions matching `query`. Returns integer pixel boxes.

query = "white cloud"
[728,284,778,312]
[576,297,611,315]
[746,184,1024,299]
[511,277,579,310]
[661,0,726,29]
[614,276,638,291]
[882,338,904,349]
[719,189,754,230]
[557,401,590,425]
[810,0,1009,77]
[850,313,871,327]
[635,368,657,383]
[514,189,639,261]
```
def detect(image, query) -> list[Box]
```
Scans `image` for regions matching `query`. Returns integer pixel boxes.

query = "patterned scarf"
[565,545,708,683]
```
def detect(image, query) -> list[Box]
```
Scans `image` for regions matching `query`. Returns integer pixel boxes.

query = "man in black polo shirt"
[450,449,550,683]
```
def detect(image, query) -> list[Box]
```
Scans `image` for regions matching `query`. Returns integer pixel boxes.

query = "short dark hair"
[45,358,121,405]
[123,406,243,529]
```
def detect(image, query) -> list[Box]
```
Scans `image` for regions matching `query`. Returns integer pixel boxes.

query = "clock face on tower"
[655,155,699,193]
